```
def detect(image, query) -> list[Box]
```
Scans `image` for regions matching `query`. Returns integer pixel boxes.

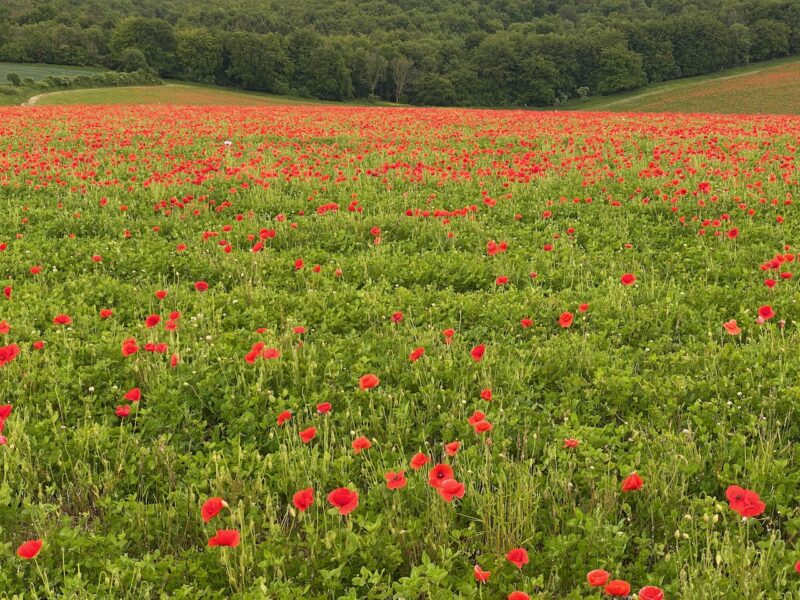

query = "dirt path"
[21,94,43,106]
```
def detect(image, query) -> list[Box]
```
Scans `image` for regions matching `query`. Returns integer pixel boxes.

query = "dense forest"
[1,0,799,105]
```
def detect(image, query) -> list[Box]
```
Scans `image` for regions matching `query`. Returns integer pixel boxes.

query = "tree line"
[0,0,798,106]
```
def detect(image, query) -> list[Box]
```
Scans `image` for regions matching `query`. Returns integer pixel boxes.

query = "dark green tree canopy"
[0,0,798,106]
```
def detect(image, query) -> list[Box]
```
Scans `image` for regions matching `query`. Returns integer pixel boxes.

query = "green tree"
[596,45,647,95]
[362,51,388,98]
[669,13,733,76]
[411,73,457,105]
[728,23,751,65]
[117,47,149,72]
[749,19,790,61]
[390,56,413,102]
[176,28,222,83]
[110,17,176,76]
[6,72,21,86]
[224,31,291,94]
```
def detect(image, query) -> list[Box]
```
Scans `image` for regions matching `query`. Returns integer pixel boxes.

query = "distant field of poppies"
[1,105,799,599]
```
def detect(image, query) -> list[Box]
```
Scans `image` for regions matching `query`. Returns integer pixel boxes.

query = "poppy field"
[1,105,800,599]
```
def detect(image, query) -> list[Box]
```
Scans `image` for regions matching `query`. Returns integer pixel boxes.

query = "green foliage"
[6,71,20,86]
[596,45,647,95]
[110,18,177,76]
[223,31,291,94]
[117,47,149,73]
[176,28,222,83]
[750,19,791,62]
[0,0,799,104]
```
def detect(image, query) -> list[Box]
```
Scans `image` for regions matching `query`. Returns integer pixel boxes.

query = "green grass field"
[30,83,327,106]
[0,62,103,82]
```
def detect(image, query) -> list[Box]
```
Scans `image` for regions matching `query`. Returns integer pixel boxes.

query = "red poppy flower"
[578,303,589,313]
[506,547,529,569]
[442,328,455,344]
[170,353,179,368]
[495,275,509,286]
[725,485,766,518]
[621,472,643,492]
[445,441,461,456]
[262,347,280,360]
[587,569,610,587]
[352,436,372,454]
[316,402,331,414]
[0,344,20,367]
[757,305,775,321]
[327,487,359,515]
[29,265,42,275]
[639,586,664,600]
[480,389,492,401]
[410,452,429,470]
[292,487,314,512]
[559,312,574,328]
[144,314,160,328]
[155,290,168,300]
[3,286,10,299]
[428,463,454,488]
[123,388,141,402]
[564,438,580,448]
[32,340,45,350]
[359,374,380,390]
[723,320,741,335]
[0,404,12,420]
[794,560,800,574]
[620,273,636,286]
[299,427,316,444]
[391,311,403,323]
[208,529,240,547]
[384,470,407,489]
[293,326,306,334]
[473,419,493,433]
[467,410,486,426]
[201,497,228,523]
[727,228,739,239]
[408,347,425,362]
[520,318,533,328]
[115,405,131,418]
[605,580,631,596]
[508,593,530,600]
[437,478,465,502]
[100,309,113,319]
[277,410,292,426]
[470,344,486,361]
[473,564,491,583]
[16,539,42,559]
[121,337,139,357]
[53,314,72,325]
[244,342,265,364]
[194,281,209,291]
[0,320,10,334]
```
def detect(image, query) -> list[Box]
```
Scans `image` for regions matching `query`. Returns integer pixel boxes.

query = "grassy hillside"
[0,62,104,82]
[30,83,326,106]
[570,56,800,114]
